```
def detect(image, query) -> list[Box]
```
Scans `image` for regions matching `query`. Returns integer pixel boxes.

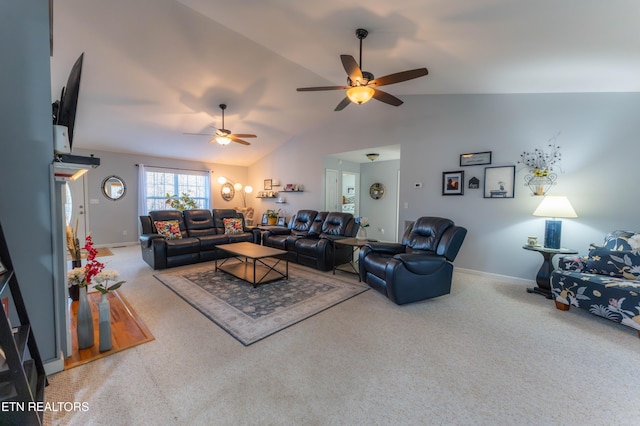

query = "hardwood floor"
[64,290,154,369]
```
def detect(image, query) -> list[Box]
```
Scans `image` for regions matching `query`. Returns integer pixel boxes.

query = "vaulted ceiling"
[51,0,640,166]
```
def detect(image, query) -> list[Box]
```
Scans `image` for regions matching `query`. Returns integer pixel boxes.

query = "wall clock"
[369,183,385,199]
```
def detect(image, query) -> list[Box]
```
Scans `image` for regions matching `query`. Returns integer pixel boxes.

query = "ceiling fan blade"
[297,85,350,92]
[340,55,363,83]
[230,137,251,146]
[230,134,257,138]
[370,68,429,87]
[334,97,351,111]
[372,89,403,107]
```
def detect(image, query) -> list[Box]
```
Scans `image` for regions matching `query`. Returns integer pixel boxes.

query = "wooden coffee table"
[215,242,288,287]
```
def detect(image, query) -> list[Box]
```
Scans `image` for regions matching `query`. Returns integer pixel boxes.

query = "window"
[139,166,210,215]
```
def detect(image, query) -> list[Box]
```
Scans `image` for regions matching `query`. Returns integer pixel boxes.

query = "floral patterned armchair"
[550,230,640,338]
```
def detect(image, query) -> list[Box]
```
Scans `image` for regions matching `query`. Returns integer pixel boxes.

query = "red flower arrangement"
[68,236,105,290]
[82,235,104,286]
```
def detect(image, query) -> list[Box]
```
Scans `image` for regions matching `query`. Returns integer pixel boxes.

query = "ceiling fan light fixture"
[347,86,375,104]
[366,153,380,161]
[216,136,231,146]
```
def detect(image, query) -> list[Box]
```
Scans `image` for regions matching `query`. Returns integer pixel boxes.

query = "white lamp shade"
[244,185,253,194]
[217,176,227,184]
[532,196,578,218]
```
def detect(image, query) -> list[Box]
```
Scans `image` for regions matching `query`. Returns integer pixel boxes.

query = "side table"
[332,237,377,282]
[522,245,578,299]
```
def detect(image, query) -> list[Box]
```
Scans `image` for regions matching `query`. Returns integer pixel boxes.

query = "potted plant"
[266,209,279,225]
[165,192,198,210]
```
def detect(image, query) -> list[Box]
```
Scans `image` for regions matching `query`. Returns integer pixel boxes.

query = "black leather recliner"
[359,217,467,305]
[262,210,318,252]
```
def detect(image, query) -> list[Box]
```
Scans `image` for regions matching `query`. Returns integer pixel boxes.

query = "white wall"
[248,92,640,281]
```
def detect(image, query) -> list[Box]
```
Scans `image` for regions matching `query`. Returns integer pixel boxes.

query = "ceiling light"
[215,136,231,146]
[347,86,375,104]
[366,153,380,161]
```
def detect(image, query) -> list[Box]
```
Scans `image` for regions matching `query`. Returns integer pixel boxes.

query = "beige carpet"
[43,245,640,425]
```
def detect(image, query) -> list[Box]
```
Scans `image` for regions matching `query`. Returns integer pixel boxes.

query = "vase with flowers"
[355,216,370,240]
[93,269,126,351]
[67,235,105,349]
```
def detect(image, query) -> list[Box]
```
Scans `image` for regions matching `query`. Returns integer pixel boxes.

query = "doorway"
[341,172,359,216]
[65,176,88,243]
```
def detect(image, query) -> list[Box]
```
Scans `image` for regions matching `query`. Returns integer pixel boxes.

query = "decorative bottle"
[98,293,112,351]
[76,286,94,349]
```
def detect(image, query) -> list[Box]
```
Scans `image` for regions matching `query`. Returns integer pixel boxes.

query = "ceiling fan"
[185,104,256,146]
[297,28,429,111]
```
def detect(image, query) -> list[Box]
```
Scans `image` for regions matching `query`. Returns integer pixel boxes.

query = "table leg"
[526,251,555,299]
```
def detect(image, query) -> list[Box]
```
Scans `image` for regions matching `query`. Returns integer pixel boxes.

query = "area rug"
[154,262,368,345]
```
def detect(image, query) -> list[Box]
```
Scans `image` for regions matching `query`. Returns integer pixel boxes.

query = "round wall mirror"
[221,182,235,201]
[101,176,126,201]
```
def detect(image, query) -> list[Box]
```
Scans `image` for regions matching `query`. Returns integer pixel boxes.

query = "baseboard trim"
[44,351,65,375]
[455,267,535,286]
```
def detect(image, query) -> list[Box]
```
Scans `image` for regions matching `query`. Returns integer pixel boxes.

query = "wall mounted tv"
[52,52,84,153]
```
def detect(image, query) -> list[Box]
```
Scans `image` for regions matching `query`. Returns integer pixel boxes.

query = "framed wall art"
[442,171,464,195]
[263,179,272,190]
[484,165,515,198]
[460,151,492,167]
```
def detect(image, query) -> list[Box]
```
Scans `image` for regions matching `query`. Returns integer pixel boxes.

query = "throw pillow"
[586,247,640,280]
[602,230,640,252]
[154,220,182,240]
[223,218,243,235]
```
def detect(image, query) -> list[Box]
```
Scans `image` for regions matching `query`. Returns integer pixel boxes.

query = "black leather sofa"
[139,208,254,269]
[261,210,358,271]
[359,217,467,305]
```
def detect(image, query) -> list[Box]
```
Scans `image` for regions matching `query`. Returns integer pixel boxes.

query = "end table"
[522,245,578,299]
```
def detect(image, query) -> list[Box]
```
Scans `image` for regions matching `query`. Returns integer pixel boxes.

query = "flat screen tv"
[52,52,84,151]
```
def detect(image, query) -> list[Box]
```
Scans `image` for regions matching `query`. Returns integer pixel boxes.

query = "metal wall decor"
[369,183,385,199]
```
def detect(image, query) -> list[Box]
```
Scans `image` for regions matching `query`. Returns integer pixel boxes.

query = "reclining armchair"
[359,217,467,305]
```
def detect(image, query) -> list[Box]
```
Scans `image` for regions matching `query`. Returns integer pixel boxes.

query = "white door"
[325,169,339,211]
[65,176,88,243]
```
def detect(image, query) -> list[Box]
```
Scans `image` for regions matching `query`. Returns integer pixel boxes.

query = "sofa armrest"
[364,242,406,256]
[139,233,164,249]
[394,253,446,275]
[558,254,587,272]
[266,226,291,236]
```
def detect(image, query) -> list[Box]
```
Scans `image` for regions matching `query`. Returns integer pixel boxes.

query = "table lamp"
[532,196,578,249]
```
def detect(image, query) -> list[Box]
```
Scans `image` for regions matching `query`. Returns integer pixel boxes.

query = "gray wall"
[360,159,400,243]
[72,148,249,245]
[0,1,58,363]
[249,92,640,281]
